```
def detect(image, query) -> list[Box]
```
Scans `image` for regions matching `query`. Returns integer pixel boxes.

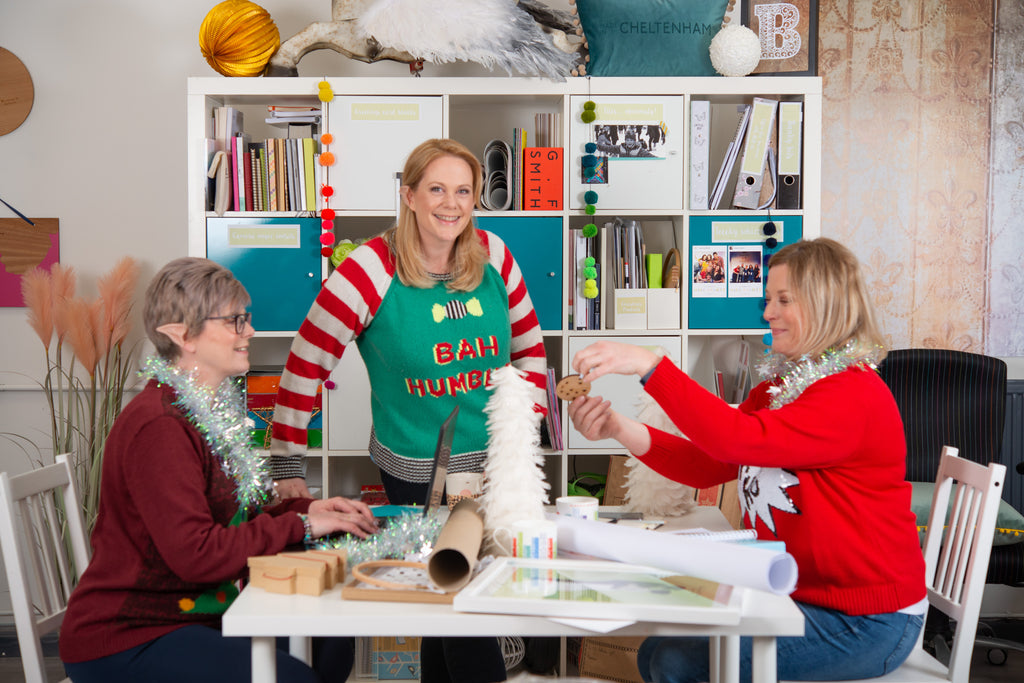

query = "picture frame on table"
[742,0,819,76]
[452,558,741,625]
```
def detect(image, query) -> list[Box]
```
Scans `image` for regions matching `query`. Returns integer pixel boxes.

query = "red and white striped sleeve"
[480,230,549,415]
[270,238,394,478]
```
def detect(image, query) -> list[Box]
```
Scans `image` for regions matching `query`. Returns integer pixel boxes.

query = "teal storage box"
[475,215,563,330]
[206,217,322,332]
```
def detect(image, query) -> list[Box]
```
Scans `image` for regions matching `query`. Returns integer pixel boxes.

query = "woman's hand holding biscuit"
[571,341,661,382]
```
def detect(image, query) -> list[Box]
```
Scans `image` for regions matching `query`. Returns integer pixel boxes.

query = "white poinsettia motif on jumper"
[739,465,800,534]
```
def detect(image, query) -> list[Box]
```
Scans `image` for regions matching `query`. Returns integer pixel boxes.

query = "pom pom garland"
[581,222,598,238]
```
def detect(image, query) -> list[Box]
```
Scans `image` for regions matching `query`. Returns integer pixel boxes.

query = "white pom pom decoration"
[709,25,762,77]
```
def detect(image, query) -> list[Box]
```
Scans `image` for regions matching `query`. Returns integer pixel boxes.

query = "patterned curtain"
[819,0,1023,356]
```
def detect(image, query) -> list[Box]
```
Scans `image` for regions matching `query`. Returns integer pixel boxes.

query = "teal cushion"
[576,0,730,77]
[911,481,1024,546]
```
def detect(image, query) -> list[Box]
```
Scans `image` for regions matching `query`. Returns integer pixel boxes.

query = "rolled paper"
[549,512,798,595]
[428,498,485,592]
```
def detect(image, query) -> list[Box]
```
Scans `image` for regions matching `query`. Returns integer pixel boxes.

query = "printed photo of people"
[727,245,764,298]
[594,123,668,158]
[691,245,726,298]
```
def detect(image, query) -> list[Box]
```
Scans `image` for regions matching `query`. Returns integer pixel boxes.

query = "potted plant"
[20,257,141,536]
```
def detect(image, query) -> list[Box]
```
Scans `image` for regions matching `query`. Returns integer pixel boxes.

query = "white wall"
[0,0,557,473]
[0,0,571,620]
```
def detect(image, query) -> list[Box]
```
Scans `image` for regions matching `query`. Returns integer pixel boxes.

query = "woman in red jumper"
[59,258,378,683]
[568,238,926,682]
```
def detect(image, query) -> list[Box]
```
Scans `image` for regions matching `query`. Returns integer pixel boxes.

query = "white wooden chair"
[783,446,1006,683]
[0,454,91,683]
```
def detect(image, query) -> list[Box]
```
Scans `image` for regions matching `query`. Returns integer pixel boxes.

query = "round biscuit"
[556,375,591,401]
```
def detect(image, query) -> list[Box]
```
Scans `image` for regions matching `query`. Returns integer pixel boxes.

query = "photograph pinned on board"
[691,246,727,299]
[582,156,608,184]
[594,124,668,159]
[727,245,764,298]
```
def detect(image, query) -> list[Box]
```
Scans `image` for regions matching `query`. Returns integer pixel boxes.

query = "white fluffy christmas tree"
[479,365,549,555]
[623,392,697,517]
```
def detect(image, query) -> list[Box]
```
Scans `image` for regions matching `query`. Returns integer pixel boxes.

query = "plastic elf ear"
[156,322,190,351]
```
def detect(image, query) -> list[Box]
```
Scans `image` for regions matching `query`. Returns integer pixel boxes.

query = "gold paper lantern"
[199,0,280,77]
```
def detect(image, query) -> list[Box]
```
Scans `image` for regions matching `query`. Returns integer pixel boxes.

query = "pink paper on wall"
[0,217,60,307]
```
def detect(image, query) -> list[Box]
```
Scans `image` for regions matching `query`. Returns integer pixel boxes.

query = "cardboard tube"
[427,498,485,592]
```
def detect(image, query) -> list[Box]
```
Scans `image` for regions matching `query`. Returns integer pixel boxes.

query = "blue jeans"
[64,624,353,683]
[637,602,924,683]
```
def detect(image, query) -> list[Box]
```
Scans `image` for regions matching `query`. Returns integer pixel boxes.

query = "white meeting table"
[223,507,805,683]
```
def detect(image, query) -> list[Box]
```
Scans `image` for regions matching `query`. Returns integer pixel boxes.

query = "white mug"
[446,472,483,497]
[555,495,599,520]
[510,519,558,559]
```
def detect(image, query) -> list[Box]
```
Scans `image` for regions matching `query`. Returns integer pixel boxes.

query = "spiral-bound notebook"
[669,528,758,542]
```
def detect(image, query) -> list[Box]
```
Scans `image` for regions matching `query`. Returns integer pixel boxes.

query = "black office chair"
[878,348,1024,665]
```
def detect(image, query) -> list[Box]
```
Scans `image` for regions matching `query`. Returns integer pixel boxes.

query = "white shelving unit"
[187,76,822,499]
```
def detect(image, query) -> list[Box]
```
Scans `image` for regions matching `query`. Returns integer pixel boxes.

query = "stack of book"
[209,105,323,213]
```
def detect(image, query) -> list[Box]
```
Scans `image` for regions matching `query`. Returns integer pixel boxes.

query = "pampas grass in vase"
[622,392,697,517]
[479,365,549,556]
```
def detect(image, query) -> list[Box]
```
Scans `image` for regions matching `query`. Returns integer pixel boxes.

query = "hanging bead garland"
[579,83,599,302]
[318,80,335,259]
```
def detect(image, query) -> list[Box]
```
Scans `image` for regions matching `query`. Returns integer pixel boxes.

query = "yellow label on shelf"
[350,102,420,121]
[596,103,664,122]
[711,221,785,243]
[227,225,300,248]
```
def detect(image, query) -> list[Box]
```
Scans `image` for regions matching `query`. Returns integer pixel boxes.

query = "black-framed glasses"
[205,312,252,334]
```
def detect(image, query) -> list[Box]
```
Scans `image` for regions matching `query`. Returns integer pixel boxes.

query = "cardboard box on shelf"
[577,636,646,683]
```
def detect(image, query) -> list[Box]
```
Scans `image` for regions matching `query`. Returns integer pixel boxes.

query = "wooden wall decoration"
[0,48,34,136]
[744,0,818,76]
[0,218,59,307]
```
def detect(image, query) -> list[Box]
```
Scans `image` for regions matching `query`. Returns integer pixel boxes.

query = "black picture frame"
[742,0,819,77]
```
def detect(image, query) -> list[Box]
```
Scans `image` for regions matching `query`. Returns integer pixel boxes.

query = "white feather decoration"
[623,392,697,517]
[479,365,549,555]
[357,0,574,78]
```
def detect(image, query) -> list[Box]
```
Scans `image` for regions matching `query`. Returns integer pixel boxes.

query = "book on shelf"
[243,145,255,212]
[303,138,317,211]
[534,112,562,148]
[231,133,251,211]
[275,138,287,211]
[544,367,563,450]
[512,127,526,210]
[710,105,751,210]
[522,147,562,210]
